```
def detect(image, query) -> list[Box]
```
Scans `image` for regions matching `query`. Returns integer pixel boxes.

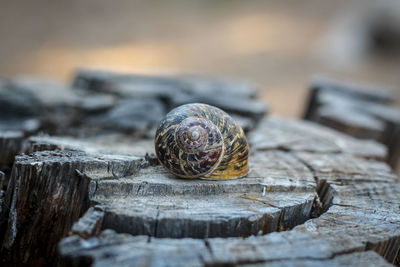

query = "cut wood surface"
[0,72,399,266]
[304,76,400,174]
[1,117,399,266]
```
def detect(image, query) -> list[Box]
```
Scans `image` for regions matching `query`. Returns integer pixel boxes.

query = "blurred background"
[0,0,399,117]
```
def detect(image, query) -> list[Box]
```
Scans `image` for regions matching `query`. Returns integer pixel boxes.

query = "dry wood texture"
[55,118,399,267]
[304,76,400,174]
[0,72,399,266]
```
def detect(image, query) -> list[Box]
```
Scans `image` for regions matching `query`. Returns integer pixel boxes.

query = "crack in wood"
[239,194,281,209]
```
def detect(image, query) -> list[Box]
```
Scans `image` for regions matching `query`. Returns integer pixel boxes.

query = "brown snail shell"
[154,103,249,179]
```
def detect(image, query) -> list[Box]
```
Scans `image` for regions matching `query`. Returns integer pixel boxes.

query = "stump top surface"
[2,117,398,267]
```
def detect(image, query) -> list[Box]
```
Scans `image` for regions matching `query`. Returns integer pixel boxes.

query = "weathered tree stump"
[56,119,399,266]
[304,76,400,174]
[0,72,399,266]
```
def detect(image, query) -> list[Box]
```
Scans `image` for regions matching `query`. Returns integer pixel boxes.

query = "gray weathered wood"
[242,251,394,267]
[0,149,146,265]
[73,69,268,130]
[303,76,400,174]
[0,72,399,266]
[248,117,387,160]
[71,205,105,239]
[55,118,400,267]
[0,130,318,265]
[0,131,24,168]
[2,116,399,266]
[0,72,266,138]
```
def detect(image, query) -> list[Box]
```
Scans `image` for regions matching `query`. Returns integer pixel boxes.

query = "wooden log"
[0,71,265,172]
[242,251,394,267]
[0,131,24,168]
[56,119,399,266]
[95,150,316,238]
[248,117,387,160]
[72,69,268,131]
[0,133,317,264]
[71,205,105,239]
[304,76,393,121]
[1,72,399,266]
[0,72,266,138]
[303,76,400,175]
[0,149,147,265]
[2,116,399,266]
[73,69,260,100]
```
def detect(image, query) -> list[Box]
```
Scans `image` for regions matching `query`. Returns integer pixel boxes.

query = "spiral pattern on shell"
[155,103,249,179]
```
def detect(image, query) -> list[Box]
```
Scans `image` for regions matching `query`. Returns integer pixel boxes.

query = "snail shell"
[154,103,249,179]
